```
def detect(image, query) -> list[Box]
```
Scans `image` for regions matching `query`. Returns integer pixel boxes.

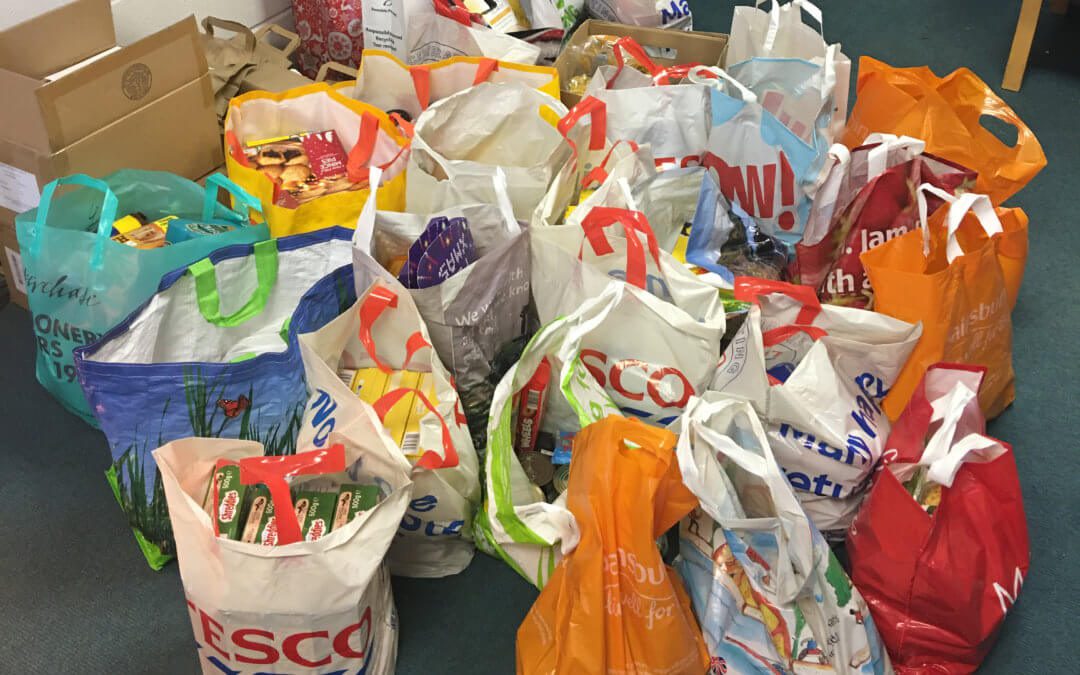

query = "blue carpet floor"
[0,1,1076,672]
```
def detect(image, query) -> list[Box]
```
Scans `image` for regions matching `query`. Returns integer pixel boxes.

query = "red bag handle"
[346,112,381,183]
[578,207,661,289]
[237,445,347,546]
[558,96,608,158]
[389,112,415,139]
[433,0,480,26]
[760,324,828,347]
[581,140,639,190]
[610,36,663,85]
[652,63,703,85]
[733,277,822,325]
[473,58,499,84]
[373,388,460,470]
[358,285,431,374]
[410,65,432,110]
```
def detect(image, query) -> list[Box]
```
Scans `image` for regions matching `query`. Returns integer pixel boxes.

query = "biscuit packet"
[244,129,364,207]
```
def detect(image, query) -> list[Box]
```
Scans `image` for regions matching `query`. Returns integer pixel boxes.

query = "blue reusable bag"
[74,227,357,568]
[15,171,268,426]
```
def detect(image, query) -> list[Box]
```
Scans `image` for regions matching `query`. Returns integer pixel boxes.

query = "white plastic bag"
[362,0,541,66]
[406,81,571,220]
[585,0,692,30]
[154,398,413,675]
[727,0,852,138]
[673,393,892,674]
[710,278,921,531]
[297,276,481,577]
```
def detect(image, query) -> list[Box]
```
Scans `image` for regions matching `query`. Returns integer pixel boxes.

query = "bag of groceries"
[848,364,1029,673]
[350,48,559,122]
[727,0,852,138]
[154,398,413,675]
[791,134,977,307]
[74,228,355,568]
[841,57,1046,204]
[297,275,480,577]
[584,0,693,30]
[516,416,709,675]
[225,83,410,237]
[406,81,571,220]
[690,65,827,245]
[475,279,720,587]
[354,168,533,451]
[15,171,268,427]
[674,393,892,674]
[862,187,1029,420]
[712,278,921,533]
[361,0,542,66]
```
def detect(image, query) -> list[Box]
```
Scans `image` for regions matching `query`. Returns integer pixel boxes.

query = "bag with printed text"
[585,0,692,30]
[691,65,829,246]
[361,0,542,66]
[791,134,977,307]
[848,364,1029,674]
[224,83,410,238]
[728,0,852,139]
[474,280,720,587]
[349,48,559,122]
[516,416,709,675]
[861,187,1028,420]
[297,275,480,577]
[155,405,413,675]
[354,168,534,451]
[75,228,356,568]
[674,393,892,675]
[711,277,921,533]
[406,81,571,220]
[15,171,269,427]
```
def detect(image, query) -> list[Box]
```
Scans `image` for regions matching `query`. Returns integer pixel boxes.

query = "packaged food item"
[110,213,177,249]
[240,486,272,544]
[397,216,478,290]
[333,483,381,530]
[164,219,239,245]
[903,466,943,515]
[347,367,391,400]
[563,35,649,96]
[292,490,336,542]
[207,461,248,540]
[402,372,440,460]
[244,130,363,206]
[514,358,551,457]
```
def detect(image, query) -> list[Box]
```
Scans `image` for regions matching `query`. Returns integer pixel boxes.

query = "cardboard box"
[0,218,27,310]
[0,0,116,80]
[0,17,209,155]
[0,72,224,224]
[555,20,729,107]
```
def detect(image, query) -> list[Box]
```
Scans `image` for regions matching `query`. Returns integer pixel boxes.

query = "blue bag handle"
[32,174,119,269]
[202,173,264,223]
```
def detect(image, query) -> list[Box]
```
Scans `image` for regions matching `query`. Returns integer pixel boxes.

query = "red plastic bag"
[292,0,365,78]
[847,364,1030,674]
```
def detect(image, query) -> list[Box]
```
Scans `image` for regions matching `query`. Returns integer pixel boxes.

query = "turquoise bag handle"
[202,173,264,223]
[189,239,278,327]
[32,174,119,269]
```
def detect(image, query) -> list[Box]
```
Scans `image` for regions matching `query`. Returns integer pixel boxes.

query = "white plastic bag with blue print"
[585,0,692,30]
[673,393,893,675]
[691,65,827,246]
[725,49,836,145]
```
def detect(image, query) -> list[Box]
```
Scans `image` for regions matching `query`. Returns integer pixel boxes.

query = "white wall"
[111,0,293,44]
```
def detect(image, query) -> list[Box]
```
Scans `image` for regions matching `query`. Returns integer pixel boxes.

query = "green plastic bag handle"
[190,239,278,326]
[32,174,119,269]
[202,173,264,223]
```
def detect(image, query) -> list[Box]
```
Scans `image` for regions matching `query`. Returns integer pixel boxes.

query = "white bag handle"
[762,0,825,52]
[917,184,1003,262]
[926,432,1007,487]
[919,381,978,468]
[352,165,384,251]
[864,133,925,178]
[687,65,758,103]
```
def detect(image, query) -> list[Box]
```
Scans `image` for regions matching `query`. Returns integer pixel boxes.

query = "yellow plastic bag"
[516,416,709,675]
[224,82,409,237]
[841,57,1046,205]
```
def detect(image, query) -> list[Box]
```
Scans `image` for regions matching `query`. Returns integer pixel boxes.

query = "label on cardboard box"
[0,162,40,214]
[3,244,25,294]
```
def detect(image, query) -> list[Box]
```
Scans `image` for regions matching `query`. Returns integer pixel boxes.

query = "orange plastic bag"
[516,417,709,675]
[862,186,1029,421]
[841,56,1046,205]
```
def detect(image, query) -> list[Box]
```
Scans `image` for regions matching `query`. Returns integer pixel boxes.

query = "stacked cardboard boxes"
[0,0,223,309]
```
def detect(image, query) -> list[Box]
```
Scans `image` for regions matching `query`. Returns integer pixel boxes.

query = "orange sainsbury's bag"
[516,416,709,675]
[841,57,1046,205]
[862,186,1029,421]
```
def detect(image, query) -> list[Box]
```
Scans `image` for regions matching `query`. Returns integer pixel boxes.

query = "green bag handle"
[202,173,264,223]
[190,239,278,326]
[32,174,119,269]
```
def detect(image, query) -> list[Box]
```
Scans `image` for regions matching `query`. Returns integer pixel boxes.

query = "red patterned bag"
[292,0,366,78]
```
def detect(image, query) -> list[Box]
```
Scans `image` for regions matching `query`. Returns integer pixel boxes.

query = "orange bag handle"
[733,276,822,325]
[410,65,432,110]
[346,112,382,183]
[357,283,432,374]
[578,207,662,290]
[237,445,347,545]
[473,58,499,84]
[373,387,460,470]
[433,0,480,26]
